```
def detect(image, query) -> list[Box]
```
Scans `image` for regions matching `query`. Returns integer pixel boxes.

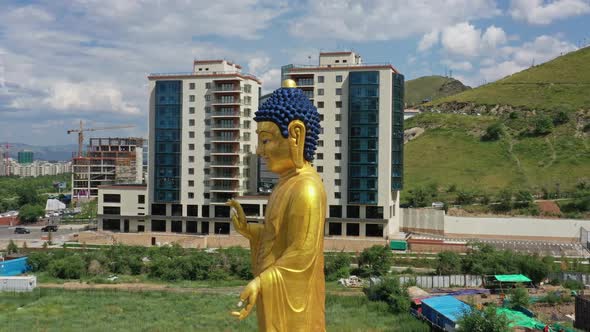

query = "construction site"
[72,137,144,199]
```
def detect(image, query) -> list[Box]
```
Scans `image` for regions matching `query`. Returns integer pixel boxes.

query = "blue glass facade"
[154,80,182,202]
[392,73,404,190]
[348,71,379,204]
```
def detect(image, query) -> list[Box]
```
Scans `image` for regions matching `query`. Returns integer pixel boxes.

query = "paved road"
[0,225,85,241]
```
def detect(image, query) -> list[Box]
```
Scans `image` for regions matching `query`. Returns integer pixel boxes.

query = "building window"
[189,95,195,102]
[204,144,210,150]
[187,205,198,217]
[103,194,120,203]
[335,166,341,173]
[188,180,194,187]
[366,223,384,237]
[335,60,340,63]
[318,76,324,83]
[335,153,341,160]
[318,140,324,147]
[366,206,384,219]
[204,193,210,199]
[334,179,341,186]
[151,220,166,232]
[336,88,342,95]
[335,127,341,134]
[103,206,120,215]
[205,82,211,89]
[346,223,360,236]
[189,119,195,126]
[189,156,195,162]
[335,140,342,147]
[138,195,145,204]
[189,107,195,114]
[205,95,211,101]
[336,75,343,82]
[317,88,324,96]
[188,192,194,199]
[243,120,251,129]
[317,166,323,173]
[343,59,348,63]
[334,192,341,199]
[205,106,211,113]
[329,223,342,236]
[151,204,166,216]
[317,153,323,160]
[172,204,183,216]
[189,144,195,150]
[188,168,194,175]
[336,101,342,108]
[319,114,324,121]
[189,82,195,90]
[347,205,360,218]
[189,131,195,138]
[317,101,324,108]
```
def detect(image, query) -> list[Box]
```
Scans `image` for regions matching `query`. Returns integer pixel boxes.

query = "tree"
[514,190,534,208]
[510,286,530,308]
[456,190,475,205]
[408,187,429,207]
[357,245,392,277]
[19,204,45,223]
[325,252,352,281]
[456,304,511,332]
[533,115,553,135]
[494,189,513,212]
[363,277,410,314]
[7,239,19,254]
[482,122,503,141]
[435,251,462,275]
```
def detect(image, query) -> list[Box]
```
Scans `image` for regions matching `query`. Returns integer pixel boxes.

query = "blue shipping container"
[421,295,471,330]
[0,257,30,276]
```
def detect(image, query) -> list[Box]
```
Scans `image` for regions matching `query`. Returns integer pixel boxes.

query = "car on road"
[14,227,31,234]
[41,225,59,232]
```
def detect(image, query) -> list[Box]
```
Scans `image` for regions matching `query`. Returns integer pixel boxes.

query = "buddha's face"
[256,121,295,175]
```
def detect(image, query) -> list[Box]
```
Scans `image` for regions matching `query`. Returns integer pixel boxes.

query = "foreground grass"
[0,289,428,332]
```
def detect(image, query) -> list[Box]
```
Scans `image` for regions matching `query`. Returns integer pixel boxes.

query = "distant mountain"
[405,75,471,107]
[0,142,77,161]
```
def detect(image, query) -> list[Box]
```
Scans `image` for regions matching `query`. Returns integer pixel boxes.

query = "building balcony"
[209,175,241,180]
[210,136,241,142]
[211,99,251,106]
[212,85,243,93]
[209,186,245,192]
[210,111,243,118]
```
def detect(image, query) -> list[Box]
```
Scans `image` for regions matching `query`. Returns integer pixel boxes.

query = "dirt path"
[39,282,364,296]
[544,136,557,168]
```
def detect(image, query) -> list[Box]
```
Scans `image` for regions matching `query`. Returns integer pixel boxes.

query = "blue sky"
[0,0,588,145]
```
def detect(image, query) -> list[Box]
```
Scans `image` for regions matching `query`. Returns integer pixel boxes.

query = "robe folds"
[245,166,326,332]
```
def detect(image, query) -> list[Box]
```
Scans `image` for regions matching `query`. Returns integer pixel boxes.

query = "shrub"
[482,122,503,141]
[325,252,352,281]
[435,251,462,275]
[357,245,392,277]
[363,277,410,314]
[456,190,475,205]
[220,247,252,280]
[563,279,584,290]
[7,239,18,254]
[457,304,511,332]
[514,190,534,208]
[533,115,553,135]
[552,110,569,125]
[493,189,513,212]
[27,252,51,272]
[48,255,87,279]
[510,286,530,308]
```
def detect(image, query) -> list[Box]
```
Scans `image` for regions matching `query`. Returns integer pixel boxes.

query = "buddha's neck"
[278,163,311,179]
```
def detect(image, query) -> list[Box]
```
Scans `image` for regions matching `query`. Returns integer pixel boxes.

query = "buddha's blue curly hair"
[254,88,322,162]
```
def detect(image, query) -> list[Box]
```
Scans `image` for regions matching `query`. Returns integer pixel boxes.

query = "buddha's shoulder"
[289,172,324,196]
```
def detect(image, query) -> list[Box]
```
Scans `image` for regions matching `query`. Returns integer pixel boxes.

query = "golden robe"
[244,165,326,332]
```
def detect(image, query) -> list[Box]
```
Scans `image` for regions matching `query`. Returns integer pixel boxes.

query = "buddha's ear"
[288,120,306,169]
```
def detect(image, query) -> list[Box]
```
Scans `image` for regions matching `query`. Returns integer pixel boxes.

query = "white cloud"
[480,60,526,82]
[441,23,483,57]
[510,0,590,24]
[418,30,440,52]
[442,60,473,71]
[259,69,282,94]
[291,0,499,41]
[441,22,508,57]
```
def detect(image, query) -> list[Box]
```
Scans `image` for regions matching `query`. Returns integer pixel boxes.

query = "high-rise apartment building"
[146,59,260,233]
[17,151,34,164]
[280,51,404,237]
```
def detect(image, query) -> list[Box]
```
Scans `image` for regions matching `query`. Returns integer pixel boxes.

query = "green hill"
[405,76,470,106]
[404,49,590,201]
[428,47,590,111]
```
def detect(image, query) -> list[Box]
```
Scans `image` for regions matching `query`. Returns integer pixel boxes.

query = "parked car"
[14,227,30,234]
[41,225,58,232]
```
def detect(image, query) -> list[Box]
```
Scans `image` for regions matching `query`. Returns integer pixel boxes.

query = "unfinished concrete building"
[72,137,144,199]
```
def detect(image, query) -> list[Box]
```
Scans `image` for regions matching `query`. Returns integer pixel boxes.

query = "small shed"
[421,295,471,331]
[484,274,533,292]
[0,276,37,292]
[0,257,30,276]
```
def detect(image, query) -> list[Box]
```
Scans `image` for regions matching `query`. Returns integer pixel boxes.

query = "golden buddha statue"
[227,79,326,331]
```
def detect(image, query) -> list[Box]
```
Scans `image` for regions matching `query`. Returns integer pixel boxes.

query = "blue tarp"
[421,295,471,328]
[0,257,29,276]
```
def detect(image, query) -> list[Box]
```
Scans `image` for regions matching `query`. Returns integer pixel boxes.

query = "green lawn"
[0,289,428,332]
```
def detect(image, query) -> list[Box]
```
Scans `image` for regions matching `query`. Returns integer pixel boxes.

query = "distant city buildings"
[17,150,34,164]
[0,158,72,177]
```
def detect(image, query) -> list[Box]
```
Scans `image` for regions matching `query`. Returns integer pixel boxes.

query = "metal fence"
[582,227,590,250]
[549,272,590,285]
[399,274,483,288]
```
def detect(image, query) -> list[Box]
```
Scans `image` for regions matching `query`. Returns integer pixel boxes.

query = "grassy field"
[403,113,590,196]
[428,46,590,110]
[0,289,428,332]
[405,75,470,106]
